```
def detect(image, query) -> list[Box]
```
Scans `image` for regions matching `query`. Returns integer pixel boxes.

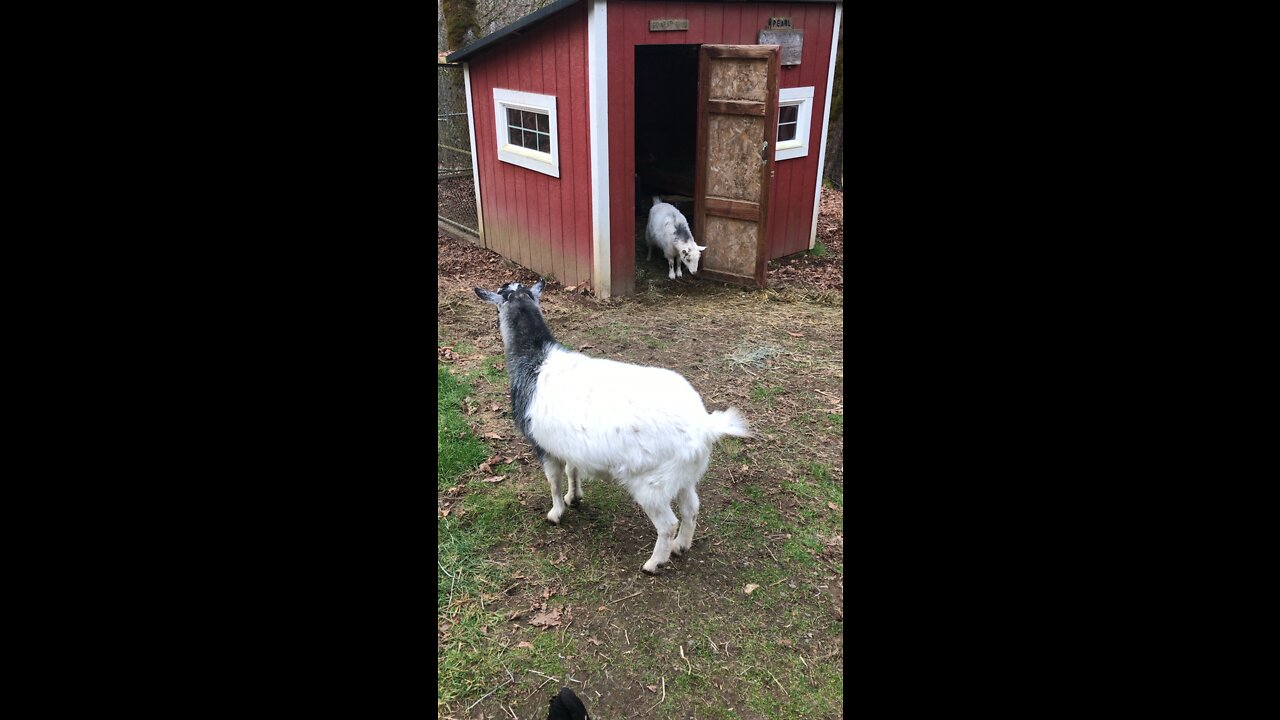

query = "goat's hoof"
[546,510,563,524]
[642,563,661,575]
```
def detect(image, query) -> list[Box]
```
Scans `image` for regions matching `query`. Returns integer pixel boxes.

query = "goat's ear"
[531,278,546,299]
[475,288,503,305]
[697,245,708,251]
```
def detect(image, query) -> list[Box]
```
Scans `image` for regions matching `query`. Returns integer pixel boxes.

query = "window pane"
[537,133,550,153]
[778,122,797,142]
[507,108,520,128]
[526,110,540,130]
[509,127,522,145]
[778,105,798,124]
[535,112,549,133]
[524,130,537,149]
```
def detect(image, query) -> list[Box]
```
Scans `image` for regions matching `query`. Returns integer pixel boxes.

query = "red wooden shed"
[446,0,842,298]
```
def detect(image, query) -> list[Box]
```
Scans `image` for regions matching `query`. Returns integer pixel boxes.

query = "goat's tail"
[706,407,753,442]
[653,195,662,207]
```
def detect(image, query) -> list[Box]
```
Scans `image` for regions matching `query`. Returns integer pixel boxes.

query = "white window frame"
[775,86,815,161]
[493,88,559,178]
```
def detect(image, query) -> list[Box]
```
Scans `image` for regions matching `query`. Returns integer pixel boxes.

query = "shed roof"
[445,0,835,63]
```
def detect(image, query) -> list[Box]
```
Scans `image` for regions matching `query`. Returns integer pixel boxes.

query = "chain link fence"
[438,63,479,238]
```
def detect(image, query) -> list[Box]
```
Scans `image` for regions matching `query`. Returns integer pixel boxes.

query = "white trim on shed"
[810,2,842,250]
[586,0,611,298]
[463,63,485,244]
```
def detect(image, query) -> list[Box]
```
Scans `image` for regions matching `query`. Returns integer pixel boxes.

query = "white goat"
[646,197,706,279]
[475,279,751,574]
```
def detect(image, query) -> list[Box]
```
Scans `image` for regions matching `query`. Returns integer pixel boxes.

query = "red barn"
[446,0,842,298]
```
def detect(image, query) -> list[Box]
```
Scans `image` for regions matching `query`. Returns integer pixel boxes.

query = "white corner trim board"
[464,63,485,244]
[493,88,560,178]
[810,2,842,250]
[586,0,611,298]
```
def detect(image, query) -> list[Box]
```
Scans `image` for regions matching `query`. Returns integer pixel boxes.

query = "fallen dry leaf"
[646,684,658,693]
[478,462,492,474]
[827,502,838,510]
[529,608,563,629]
[786,331,803,337]
[482,476,506,483]
[516,641,534,649]
[564,285,578,292]
[580,344,595,350]
[440,509,450,517]
[744,583,760,595]
[490,404,501,412]
[587,637,602,646]
[483,432,504,440]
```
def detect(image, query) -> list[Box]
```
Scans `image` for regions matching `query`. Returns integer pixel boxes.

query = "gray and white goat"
[645,197,707,279]
[474,279,751,574]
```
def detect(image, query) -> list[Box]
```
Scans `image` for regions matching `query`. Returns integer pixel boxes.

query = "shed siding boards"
[467,2,593,287]
[607,1,837,292]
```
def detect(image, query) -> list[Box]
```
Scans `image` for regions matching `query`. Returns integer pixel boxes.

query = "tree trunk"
[822,15,843,189]
[441,0,478,52]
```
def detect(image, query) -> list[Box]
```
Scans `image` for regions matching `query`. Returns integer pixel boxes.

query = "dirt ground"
[438,189,844,719]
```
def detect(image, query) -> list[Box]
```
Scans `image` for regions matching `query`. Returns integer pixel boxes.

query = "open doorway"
[634,44,700,267]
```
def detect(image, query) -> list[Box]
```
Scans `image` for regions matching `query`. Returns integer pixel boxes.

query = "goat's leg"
[646,233,653,261]
[639,499,679,574]
[563,464,583,506]
[672,485,700,555]
[543,456,568,524]
[667,257,676,280]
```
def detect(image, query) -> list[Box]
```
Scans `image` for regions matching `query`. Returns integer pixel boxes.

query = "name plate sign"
[768,17,793,28]
[758,29,804,65]
[649,18,688,31]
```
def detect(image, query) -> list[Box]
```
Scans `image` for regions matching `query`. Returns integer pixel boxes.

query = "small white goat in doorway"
[646,197,707,279]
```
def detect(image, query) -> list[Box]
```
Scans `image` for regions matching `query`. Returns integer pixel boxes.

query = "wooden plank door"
[694,44,780,288]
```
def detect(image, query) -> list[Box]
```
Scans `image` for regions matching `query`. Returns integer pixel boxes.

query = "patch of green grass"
[438,366,488,489]
[825,413,843,429]
[719,437,744,459]
[643,334,671,349]
[807,462,831,483]
[809,240,828,258]
[750,383,782,405]
[470,355,508,385]
[736,632,844,719]
[586,321,633,345]
[781,531,822,567]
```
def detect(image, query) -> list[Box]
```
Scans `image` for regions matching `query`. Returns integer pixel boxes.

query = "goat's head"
[677,240,709,275]
[474,279,548,350]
